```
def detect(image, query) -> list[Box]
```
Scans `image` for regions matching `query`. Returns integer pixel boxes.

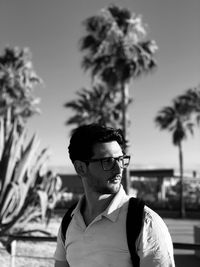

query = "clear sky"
[0,0,199,174]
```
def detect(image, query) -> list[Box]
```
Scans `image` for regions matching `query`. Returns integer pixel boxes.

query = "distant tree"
[80,3,158,143]
[176,85,200,126]
[65,83,130,131]
[155,99,194,218]
[0,46,42,136]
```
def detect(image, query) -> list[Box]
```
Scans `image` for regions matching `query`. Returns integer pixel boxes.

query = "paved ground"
[174,254,200,267]
[164,218,200,266]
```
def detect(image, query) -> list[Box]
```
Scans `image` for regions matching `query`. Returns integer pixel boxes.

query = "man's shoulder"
[143,205,169,232]
[143,205,163,221]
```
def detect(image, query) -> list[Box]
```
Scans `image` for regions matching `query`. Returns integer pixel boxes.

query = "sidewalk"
[174,253,200,267]
[164,218,200,266]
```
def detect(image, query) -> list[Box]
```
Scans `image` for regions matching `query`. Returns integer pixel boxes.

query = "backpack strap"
[126,197,145,267]
[60,203,77,244]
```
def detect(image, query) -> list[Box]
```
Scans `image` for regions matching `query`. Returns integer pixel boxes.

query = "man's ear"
[74,160,87,176]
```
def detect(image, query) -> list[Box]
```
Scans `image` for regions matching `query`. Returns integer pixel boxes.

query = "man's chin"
[100,183,121,194]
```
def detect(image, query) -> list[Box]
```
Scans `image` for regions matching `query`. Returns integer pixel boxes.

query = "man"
[54,124,175,267]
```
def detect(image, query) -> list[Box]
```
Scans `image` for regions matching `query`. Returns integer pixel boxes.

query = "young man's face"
[85,141,124,194]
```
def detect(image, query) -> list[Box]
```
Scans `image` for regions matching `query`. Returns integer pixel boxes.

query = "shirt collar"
[71,185,129,222]
[102,185,129,222]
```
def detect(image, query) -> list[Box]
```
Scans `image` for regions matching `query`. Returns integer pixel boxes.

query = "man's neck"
[81,191,115,226]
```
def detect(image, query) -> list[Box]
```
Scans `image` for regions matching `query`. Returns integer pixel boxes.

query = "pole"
[179,143,185,218]
[11,240,16,267]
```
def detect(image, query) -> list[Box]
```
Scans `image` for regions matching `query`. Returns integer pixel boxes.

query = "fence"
[4,235,200,267]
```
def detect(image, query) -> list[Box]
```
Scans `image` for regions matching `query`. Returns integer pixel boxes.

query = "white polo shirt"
[54,186,175,267]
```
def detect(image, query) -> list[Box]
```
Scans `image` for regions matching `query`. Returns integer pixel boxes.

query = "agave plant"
[0,46,62,239]
[0,116,62,237]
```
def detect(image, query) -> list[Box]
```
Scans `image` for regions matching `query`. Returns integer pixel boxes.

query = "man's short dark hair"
[68,124,126,163]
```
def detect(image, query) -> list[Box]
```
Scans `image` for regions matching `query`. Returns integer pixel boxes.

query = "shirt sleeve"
[137,206,175,267]
[54,225,67,261]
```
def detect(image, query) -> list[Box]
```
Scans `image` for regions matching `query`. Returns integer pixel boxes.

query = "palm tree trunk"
[178,142,185,218]
[122,83,127,143]
[121,82,130,194]
[5,107,11,140]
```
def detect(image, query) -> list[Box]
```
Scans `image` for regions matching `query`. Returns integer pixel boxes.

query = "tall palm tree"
[0,46,42,135]
[80,4,158,142]
[155,99,194,218]
[80,4,158,193]
[64,83,127,131]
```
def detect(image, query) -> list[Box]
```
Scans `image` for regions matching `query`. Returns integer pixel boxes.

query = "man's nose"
[113,159,123,172]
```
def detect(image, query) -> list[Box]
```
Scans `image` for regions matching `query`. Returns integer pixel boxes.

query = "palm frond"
[65,83,123,129]
[155,92,197,147]
[108,4,131,33]
[155,106,176,129]
[0,46,42,125]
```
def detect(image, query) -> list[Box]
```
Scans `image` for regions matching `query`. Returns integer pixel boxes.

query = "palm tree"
[65,83,127,131]
[80,4,158,142]
[0,46,42,136]
[80,4,158,193]
[155,99,194,218]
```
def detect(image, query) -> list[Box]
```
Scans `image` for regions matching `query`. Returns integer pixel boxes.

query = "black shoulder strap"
[61,203,77,244]
[126,197,145,267]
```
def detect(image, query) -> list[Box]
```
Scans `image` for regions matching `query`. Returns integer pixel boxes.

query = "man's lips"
[108,175,121,183]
